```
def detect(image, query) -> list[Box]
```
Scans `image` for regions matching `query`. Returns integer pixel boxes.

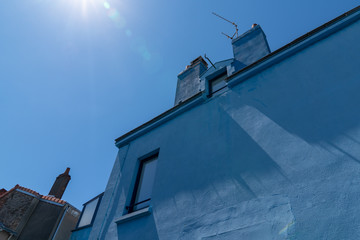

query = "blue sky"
[0,0,359,209]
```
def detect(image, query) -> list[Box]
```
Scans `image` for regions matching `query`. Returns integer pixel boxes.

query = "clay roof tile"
[0,185,67,206]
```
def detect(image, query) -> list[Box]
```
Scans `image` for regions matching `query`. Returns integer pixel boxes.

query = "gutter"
[115,92,205,148]
[114,5,360,148]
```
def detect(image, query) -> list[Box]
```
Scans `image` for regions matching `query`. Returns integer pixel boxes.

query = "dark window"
[209,72,227,95]
[128,153,158,213]
[76,193,103,228]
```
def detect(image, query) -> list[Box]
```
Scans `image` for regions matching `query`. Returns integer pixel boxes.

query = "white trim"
[115,207,152,224]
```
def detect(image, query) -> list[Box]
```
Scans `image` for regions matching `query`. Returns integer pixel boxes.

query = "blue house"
[71,5,360,240]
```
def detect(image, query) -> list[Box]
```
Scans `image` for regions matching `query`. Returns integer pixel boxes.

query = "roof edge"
[114,4,360,148]
[227,5,360,85]
[0,185,67,206]
[115,92,205,147]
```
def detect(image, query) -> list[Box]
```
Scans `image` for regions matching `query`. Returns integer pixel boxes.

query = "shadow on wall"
[150,100,295,239]
[240,40,360,145]
[116,214,159,240]
[224,33,360,167]
[153,99,292,205]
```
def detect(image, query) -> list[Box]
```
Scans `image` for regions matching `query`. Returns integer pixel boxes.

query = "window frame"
[127,151,159,213]
[205,67,228,97]
[75,192,104,230]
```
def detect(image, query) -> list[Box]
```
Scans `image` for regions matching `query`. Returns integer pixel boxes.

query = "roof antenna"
[212,12,239,40]
[204,54,216,69]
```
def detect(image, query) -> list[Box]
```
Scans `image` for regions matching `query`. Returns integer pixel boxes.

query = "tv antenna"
[204,54,216,69]
[212,12,239,39]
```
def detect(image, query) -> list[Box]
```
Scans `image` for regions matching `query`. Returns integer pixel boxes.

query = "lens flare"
[103,1,110,9]
[65,0,160,70]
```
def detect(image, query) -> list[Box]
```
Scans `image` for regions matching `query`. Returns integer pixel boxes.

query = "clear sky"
[0,0,359,210]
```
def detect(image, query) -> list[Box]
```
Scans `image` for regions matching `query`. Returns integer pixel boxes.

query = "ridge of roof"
[0,184,66,205]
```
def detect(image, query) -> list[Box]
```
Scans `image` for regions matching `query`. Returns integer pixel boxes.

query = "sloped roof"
[0,222,17,235]
[0,184,66,205]
[0,188,6,195]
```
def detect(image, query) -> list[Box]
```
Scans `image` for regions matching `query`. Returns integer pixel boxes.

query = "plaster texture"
[71,8,360,240]
[175,60,208,105]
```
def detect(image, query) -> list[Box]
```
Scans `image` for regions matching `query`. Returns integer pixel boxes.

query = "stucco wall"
[71,226,92,240]
[77,14,360,240]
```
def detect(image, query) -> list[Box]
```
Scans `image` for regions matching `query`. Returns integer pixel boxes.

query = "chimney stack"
[227,24,271,75]
[49,168,71,199]
[174,56,208,105]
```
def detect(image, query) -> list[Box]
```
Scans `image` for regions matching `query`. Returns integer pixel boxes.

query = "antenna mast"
[212,12,239,39]
[204,54,216,69]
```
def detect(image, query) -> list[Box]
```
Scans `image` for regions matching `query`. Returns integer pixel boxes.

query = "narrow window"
[76,193,103,228]
[210,71,227,95]
[128,153,158,213]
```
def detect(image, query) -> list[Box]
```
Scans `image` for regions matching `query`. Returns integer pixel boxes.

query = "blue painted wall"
[71,9,360,240]
[70,226,92,240]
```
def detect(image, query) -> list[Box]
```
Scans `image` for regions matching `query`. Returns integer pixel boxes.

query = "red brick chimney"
[49,168,71,199]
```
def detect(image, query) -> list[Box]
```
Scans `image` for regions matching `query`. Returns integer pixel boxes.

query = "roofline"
[82,192,104,206]
[115,92,205,147]
[199,58,233,78]
[114,5,360,147]
[0,185,68,206]
[0,222,17,235]
[227,5,360,86]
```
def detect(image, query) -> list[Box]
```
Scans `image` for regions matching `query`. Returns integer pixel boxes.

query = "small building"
[71,5,360,240]
[0,168,80,240]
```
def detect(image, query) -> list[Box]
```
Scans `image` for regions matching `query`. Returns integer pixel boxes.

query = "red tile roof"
[0,188,7,195]
[17,185,41,197]
[41,195,66,205]
[0,184,66,205]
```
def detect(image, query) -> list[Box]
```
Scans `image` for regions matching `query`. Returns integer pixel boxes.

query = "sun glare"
[64,0,112,18]
[60,0,150,62]
[64,0,127,28]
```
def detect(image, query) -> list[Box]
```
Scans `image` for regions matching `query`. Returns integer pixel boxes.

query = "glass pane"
[134,157,158,210]
[211,74,227,93]
[77,198,99,227]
